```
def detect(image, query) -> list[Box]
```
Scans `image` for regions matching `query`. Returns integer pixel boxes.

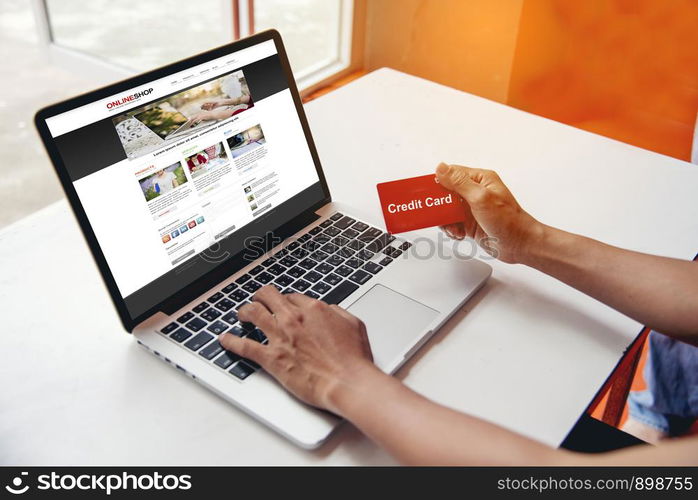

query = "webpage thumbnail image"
[138,162,188,202]
[227,124,266,159]
[185,142,229,179]
[113,69,253,160]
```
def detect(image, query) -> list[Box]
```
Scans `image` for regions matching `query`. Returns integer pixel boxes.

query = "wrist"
[323,362,386,417]
[518,222,570,270]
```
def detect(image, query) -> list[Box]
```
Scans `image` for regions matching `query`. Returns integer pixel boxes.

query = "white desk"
[2,68,698,465]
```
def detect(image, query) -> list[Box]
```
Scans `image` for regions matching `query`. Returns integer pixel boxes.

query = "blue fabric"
[628,331,698,435]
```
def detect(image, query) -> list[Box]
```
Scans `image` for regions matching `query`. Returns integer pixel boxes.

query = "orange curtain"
[507,0,698,161]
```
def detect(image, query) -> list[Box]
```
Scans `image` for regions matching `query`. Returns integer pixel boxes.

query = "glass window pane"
[253,0,342,76]
[45,0,230,72]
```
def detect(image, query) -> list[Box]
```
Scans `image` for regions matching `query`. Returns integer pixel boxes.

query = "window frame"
[30,0,361,93]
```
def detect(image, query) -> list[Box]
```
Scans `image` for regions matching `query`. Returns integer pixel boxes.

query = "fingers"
[253,285,292,314]
[328,304,356,322]
[285,292,318,308]
[237,301,277,334]
[440,222,466,240]
[218,333,268,365]
[435,163,485,203]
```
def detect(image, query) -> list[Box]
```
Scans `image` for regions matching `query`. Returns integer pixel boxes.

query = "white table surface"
[2,68,698,465]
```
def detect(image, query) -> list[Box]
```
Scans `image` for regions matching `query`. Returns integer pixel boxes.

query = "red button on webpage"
[376,174,466,234]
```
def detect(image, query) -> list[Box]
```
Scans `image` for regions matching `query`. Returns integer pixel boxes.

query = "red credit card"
[376,174,466,234]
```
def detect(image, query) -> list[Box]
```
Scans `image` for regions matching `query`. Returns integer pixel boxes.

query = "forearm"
[327,365,573,465]
[522,224,698,345]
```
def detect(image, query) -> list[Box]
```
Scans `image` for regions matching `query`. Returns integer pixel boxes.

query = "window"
[34,0,355,91]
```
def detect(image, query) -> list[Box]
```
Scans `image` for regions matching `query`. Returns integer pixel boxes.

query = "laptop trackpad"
[346,284,439,371]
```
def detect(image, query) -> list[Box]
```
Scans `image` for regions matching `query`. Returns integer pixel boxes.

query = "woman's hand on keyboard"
[435,162,543,264]
[218,286,378,413]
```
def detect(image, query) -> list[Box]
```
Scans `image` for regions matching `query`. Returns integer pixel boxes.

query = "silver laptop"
[35,30,491,448]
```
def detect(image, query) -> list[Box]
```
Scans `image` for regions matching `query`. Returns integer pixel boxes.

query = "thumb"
[435,163,483,202]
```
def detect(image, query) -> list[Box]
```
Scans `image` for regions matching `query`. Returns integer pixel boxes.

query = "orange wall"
[508,0,698,160]
[364,0,524,103]
[363,0,698,161]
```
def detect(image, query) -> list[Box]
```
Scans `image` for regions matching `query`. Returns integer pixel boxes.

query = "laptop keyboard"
[157,212,411,381]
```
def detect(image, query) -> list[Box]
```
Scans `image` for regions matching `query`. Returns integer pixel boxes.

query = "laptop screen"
[43,38,325,321]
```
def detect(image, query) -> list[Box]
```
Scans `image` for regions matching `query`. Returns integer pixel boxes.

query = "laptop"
[35,30,491,448]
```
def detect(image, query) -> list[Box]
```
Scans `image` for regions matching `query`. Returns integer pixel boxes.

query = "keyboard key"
[330,212,344,221]
[229,362,255,380]
[303,239,322,251]
[279,256,299,267]
[304,290,320,299]
[351,221,369,232]
[309,226,323,235]
[229,289,249,302]
[242,281,262,293]
[336,246,355,259]
[399,241,412,251]
[366,233,395,252]
[323,273,342,286]
[356,249,374,261]
[363,261,383,274]
[192,302,208,313]
[228,325,245,337]
[281,288,294,294]
[207,320,228,335]
[315,262,334,274]
[235,274,251,285]
[378,256,393,266]
[347,239,365,251]
[235,301,251,311]
[320,243,339,254]
[177,312,194,323]
[349,269,372,285]
[185,332,214,351]
[249,265,264,276]
[291,247,309,259]
[199,341,224,360]
[323,226,341,237]
[310,251,329,263]
[304,270,323,283]
[267,263,286,276]
[333,216,356,230]
[345,258,363,269]
[299,258,318,270]
[170,328,193,343]
[326,254,344,267]
[312,281,332,295]
[256,272,274,284]
[262,257,276,266]
[161,322,178,334]
[207,292,224,303]
[185,317,207,332]
[287,266,306,278]
[298,233,311,243]
[358,227,382,242]
[314,234,331,244]
[332,235,350,247]
[275,274,295,287]
[292,279,311,292]
[201,308,222,322]
[341,228,360,239]
[319,219,333,228]
[322,281,359,305]
[383,246,403,258]
[221,310,238,324]
[214,298,235,312]
[214,351,240,369]
[335,264,353,277]
[247,328,267,343]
